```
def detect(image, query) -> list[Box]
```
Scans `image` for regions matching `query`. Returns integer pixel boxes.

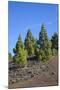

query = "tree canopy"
[12,24,58,65]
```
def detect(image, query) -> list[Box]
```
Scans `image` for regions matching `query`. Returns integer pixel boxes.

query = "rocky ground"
[8,56,58,89]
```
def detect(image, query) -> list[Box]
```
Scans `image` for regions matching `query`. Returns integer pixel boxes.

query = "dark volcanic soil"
[8,56,58,89]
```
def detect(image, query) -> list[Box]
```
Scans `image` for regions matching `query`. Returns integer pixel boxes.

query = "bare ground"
[8,56,58,89]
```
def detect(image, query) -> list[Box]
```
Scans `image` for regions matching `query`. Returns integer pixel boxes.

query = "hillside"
[8,56,58,89]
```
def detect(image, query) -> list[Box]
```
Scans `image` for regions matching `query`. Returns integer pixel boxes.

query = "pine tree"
[24,29,36,56]
[51,32,58,50]
[51,32,58,55]
[39,24,48,49]
[13,35,27,67]
[38,24,52,61]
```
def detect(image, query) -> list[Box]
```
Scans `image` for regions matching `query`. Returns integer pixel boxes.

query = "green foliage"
[24,29,36,56]
[13,35,27,67]
[51,32,58,50]
[38,49,46,61]
[9,53,13,61]
[38,24,52,61]
[45,48,52,60]
[39,24,48,49]
[45,40,52,59]
[52,48,57,56]
[34,39,40,57]
[12,24,58,65]
[51,32,58,56]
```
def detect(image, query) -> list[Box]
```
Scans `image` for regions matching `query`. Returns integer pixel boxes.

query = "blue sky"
[8,1,58,55]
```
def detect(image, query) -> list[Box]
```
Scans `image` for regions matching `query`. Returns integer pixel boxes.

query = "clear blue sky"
[8,1,58,55]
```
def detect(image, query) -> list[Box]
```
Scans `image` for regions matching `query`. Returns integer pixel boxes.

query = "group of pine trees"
[9,24,58,67]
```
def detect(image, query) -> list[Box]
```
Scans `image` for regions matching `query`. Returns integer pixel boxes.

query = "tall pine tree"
[38,24,52,61]
[13,35,27,67]
[24,29,36,56]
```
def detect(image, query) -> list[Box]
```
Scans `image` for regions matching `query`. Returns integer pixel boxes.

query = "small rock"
[28,70,32,74]
[51,72,55,75]
[41,65,48,72]
[11,79,16,84]
[31,74,34,78]
[16,78,21,82]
